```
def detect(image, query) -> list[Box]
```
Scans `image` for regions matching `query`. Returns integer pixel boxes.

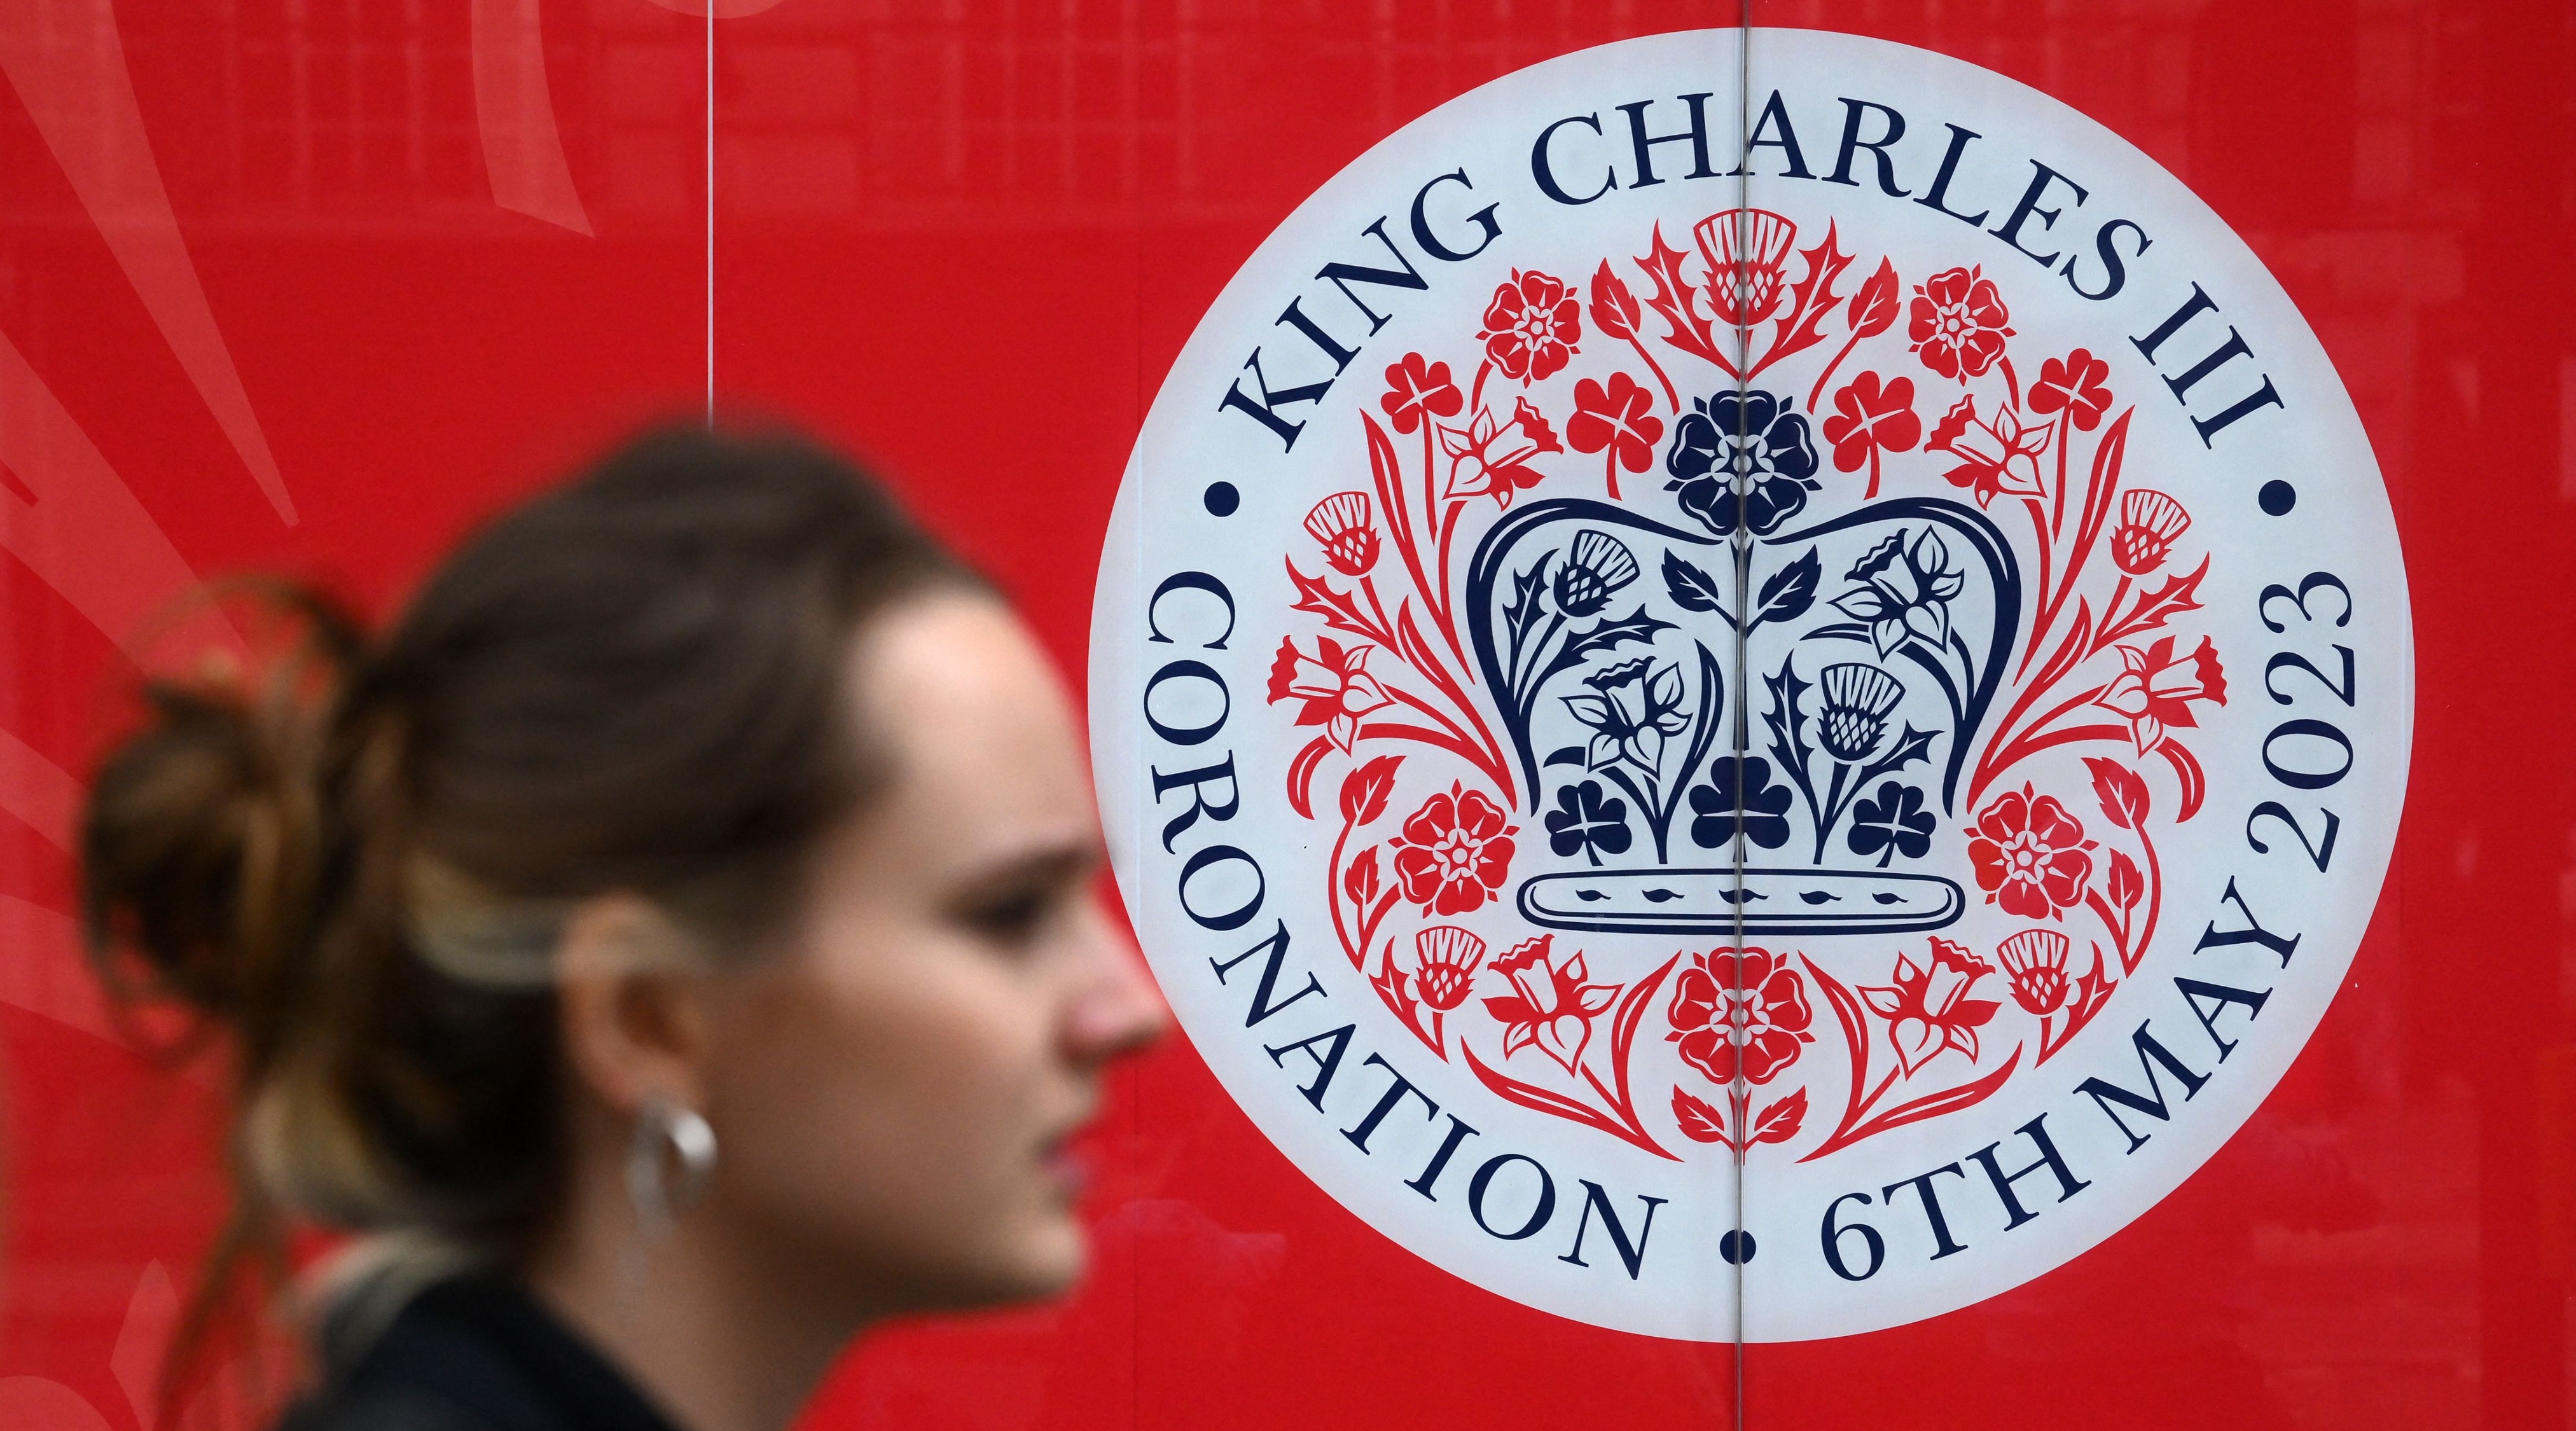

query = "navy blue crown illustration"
[1464,388,2021,939]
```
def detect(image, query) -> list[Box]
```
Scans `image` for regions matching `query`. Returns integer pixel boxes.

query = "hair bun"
[81,584,370,1040]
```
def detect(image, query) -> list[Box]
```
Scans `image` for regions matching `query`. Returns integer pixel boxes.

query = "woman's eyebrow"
[956,839,1099,890]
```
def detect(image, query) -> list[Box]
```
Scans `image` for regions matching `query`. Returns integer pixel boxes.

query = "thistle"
[1413,925,1487,1012]
[1996,928,2071,1016]
[2110,488,2191,575]
[1551,529,1639,617]
[1304,490,1379,576]
[1816,663,1905,763]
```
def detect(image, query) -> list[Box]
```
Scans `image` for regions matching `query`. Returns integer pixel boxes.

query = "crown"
[1464,489,2020,937]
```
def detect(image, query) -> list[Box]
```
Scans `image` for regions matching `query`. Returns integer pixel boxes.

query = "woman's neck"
[521,1142,875,1431]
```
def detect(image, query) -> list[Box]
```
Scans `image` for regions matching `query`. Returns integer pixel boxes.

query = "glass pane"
[1740,3,2552,1428]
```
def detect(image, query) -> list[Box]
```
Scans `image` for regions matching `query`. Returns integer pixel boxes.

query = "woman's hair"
[79,426,980,1362]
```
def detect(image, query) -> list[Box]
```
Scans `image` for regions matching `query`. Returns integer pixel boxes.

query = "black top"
[279,1275,684,1431]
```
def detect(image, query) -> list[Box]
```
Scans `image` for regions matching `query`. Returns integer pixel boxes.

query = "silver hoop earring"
[625,1095,717,1236]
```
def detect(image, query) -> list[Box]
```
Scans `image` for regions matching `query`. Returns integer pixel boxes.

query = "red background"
[1,2,2568,1427]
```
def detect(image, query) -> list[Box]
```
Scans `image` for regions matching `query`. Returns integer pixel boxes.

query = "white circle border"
[1090,27,2413,1342]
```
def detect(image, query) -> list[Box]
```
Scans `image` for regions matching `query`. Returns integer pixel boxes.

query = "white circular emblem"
[1091,29,2409,1341]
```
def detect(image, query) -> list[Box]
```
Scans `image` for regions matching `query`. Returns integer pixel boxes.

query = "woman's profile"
[78,427,1165,1431]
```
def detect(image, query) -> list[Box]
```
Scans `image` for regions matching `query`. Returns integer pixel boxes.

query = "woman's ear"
[553,894,712,1116]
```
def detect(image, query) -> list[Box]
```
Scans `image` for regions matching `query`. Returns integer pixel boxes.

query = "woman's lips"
[1041,1138,1091,1201]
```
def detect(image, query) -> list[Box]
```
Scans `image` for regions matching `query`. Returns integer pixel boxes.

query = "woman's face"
[693,594,1165,1315]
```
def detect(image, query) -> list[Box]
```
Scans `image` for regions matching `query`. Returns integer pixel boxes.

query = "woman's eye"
[964,888,1054,943]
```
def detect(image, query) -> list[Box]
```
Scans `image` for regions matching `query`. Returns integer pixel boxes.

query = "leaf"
[1460,1044,1681,1160]
[1849,256,1898,338]
[1364,410,1403,518]
[1369,944,1407,1003]
[1340,754,1404,827]
[2074,947,2117,1017]
[1798,1049,2025,1163]
[1855,725,1937,785]
[2107,848,2142,911]
[1544,745,1587,768]
[1392,602,1450,690]
[1371,938,1447,1055]
[1561,693,1615,728]
[1607,954,1680,1068]
[1831,586,1890,621]
[1633,224,1729,370]
[1668,644,1730,815]
[1560,604,1676,665]
[1648,662,1684,711]
[2030,598,2095,692]
[1661,549,1726,614]
[2084,756,2151,831]
[1749,1088,1808,1145]
[1752,548,1822,627]
[2160,738,2208,822]
[1761,663,1812,771]
[1343,845,1381,907]
[1285,735,1334,820]
[1764,221,1853,370]
[1590,259,1643,342]
[2103,555,2210,646]
[1503,556,1551,638]
[1672,1086,1730,1144]
[1285,560,1379,640]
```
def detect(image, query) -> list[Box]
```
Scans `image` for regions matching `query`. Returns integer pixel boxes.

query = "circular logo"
[1091,29,2409,1341]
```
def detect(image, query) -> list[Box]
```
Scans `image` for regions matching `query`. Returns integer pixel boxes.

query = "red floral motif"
[1438,398,1562,507]
[1995,929,2071,1016]
[1379,351,1464,434]
[1908,264,2013,381]
[1821,370,1922,473]
[1413,925,1485,1012]
[1928,393,2049,506]
[2094,634,2229,754]
[1303,491,1379,577]
[1565,371,1665,485]
[1266,635,1394,754]
[1859,937,2002,1075]
[1483,933,1617,1073]
[1968,784,2097,920]
[1665,947,1814,1086]
[2110,488,2191,575]
[1696,208,1797,328]
[1390,782,1518,915]
[2028,347,2113,430]
[1479,270,1582,382]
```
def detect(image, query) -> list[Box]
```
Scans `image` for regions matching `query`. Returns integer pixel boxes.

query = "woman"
[80,427,1165,1431]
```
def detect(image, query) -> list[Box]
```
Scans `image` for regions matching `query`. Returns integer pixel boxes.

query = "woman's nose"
[1063,899,1168,1065]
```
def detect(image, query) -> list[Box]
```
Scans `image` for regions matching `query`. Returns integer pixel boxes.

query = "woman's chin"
[1008,1217,1089,1301]
[910,1217,1088,1313]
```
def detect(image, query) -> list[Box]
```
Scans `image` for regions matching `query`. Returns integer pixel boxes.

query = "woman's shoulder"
[279,1386,501,1431]
[277,1276,679,1431]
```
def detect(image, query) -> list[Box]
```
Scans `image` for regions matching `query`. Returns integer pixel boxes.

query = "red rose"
[1665,946,1813,1086]
[1390,782,1516,915]
[1908,265,2013,382]
[1479,270,1582,382]
[1967,784,2096,920]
